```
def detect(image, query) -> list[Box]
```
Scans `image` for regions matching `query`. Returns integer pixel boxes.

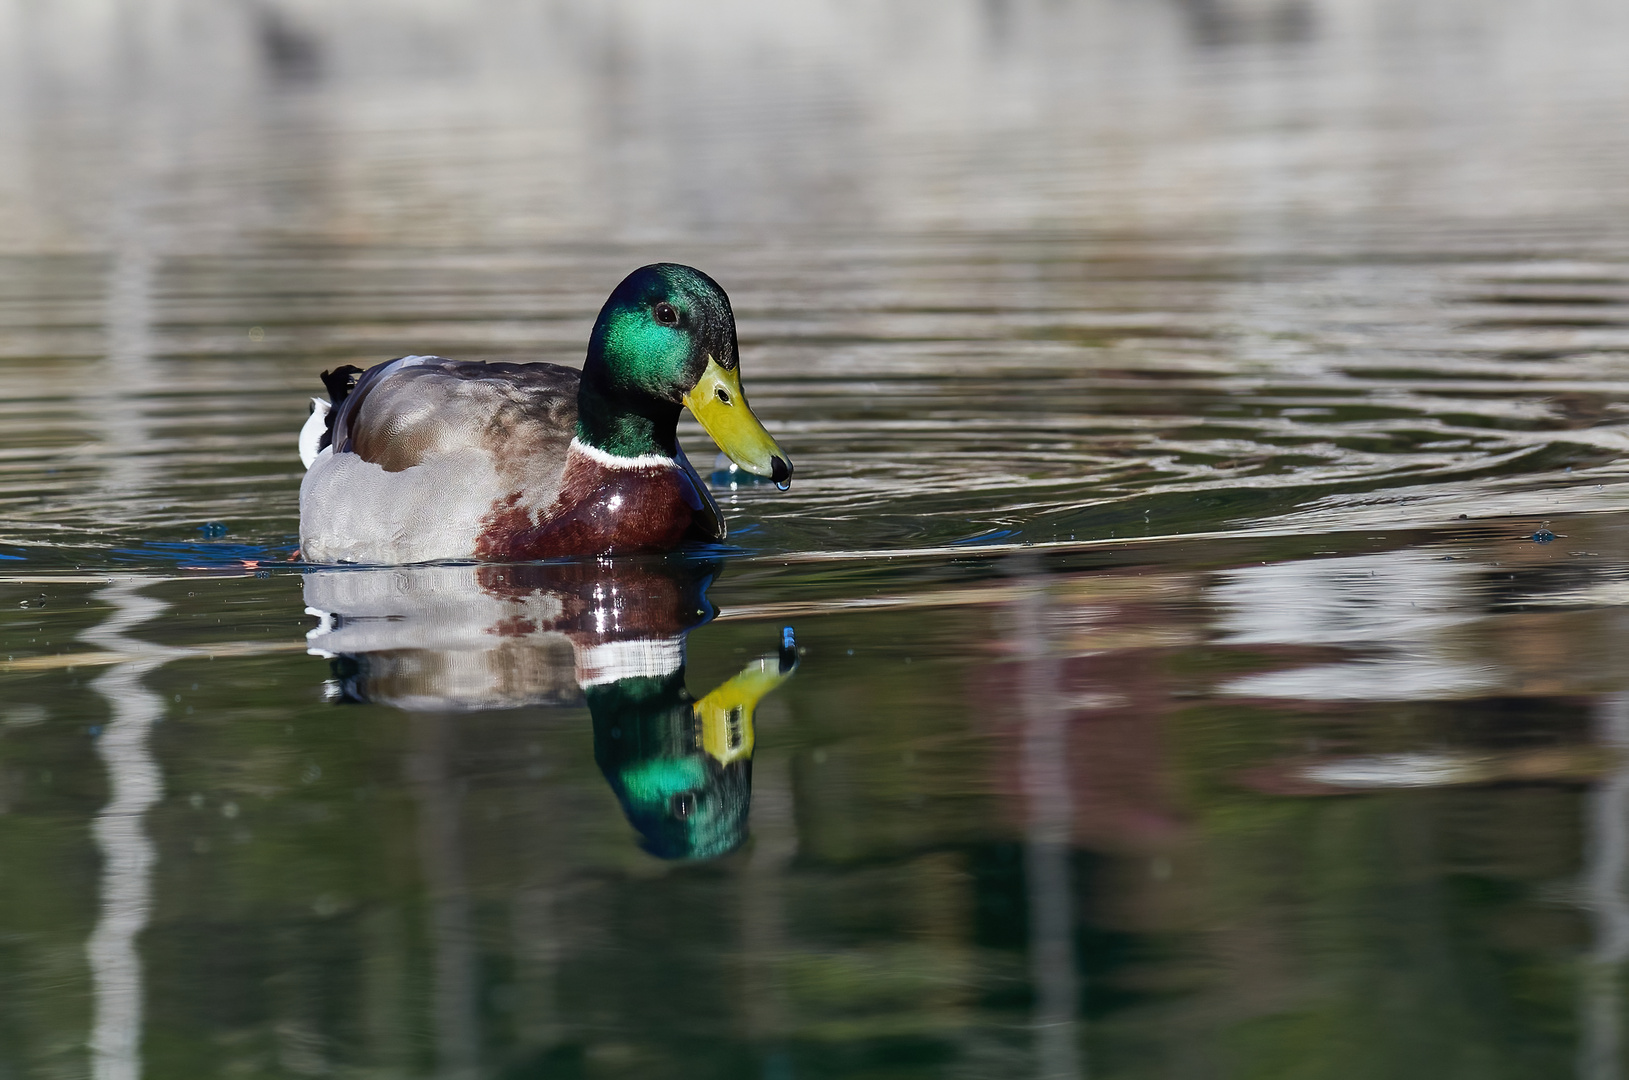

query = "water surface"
[5,1,1629,1077]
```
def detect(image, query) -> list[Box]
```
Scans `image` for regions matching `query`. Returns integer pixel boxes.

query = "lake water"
[5,1,1629,1077]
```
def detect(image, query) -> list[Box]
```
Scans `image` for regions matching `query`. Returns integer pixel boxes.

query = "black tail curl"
[316,365,362,455]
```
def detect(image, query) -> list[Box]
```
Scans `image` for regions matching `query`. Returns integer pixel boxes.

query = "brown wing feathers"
[323,357,581,476]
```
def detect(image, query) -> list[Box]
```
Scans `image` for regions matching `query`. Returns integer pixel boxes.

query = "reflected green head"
[588,673,752,861]
[578,263,739,457]
[614,756,752,861]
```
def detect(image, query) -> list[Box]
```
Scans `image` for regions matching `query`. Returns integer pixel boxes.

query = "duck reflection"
[304,558,796,859]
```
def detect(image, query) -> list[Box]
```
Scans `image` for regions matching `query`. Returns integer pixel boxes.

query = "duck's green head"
[579,263,792,487]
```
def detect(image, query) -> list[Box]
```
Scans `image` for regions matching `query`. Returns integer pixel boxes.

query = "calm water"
[6,1,1629,1077]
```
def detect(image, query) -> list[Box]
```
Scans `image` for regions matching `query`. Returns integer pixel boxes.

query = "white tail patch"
[299,397,330,469]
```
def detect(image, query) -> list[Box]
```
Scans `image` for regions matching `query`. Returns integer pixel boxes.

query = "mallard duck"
[298,263,792,564]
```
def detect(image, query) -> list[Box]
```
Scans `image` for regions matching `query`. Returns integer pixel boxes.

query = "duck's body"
[299,355,720,564]
[297,265,790,565]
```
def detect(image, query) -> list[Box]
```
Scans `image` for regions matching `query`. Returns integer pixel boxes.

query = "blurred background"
[4,0,1629,246]
[5,3,1629,1079]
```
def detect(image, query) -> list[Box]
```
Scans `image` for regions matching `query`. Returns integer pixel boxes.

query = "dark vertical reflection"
[409,714,478,1080]
[358,906,413,1073]
[1009,557,1083,1080]
[1582,693,1629,1080]
[508,884,561,1057]
[740,751,796,1074]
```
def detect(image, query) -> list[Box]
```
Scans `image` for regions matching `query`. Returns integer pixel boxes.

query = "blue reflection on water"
[108,542,291,569]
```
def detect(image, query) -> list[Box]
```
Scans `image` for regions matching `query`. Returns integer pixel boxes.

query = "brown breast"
[475,448,695,560]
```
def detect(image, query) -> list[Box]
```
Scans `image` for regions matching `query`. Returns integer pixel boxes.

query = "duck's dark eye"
[654,302,679,326]
[714,386,731,405]
[670,792,695,819]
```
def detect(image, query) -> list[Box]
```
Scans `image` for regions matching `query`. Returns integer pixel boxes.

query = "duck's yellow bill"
[682,356,792,490]
[694,654,796,765]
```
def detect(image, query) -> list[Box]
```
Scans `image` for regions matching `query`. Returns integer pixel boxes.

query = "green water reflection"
[3,515,1628,1077]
